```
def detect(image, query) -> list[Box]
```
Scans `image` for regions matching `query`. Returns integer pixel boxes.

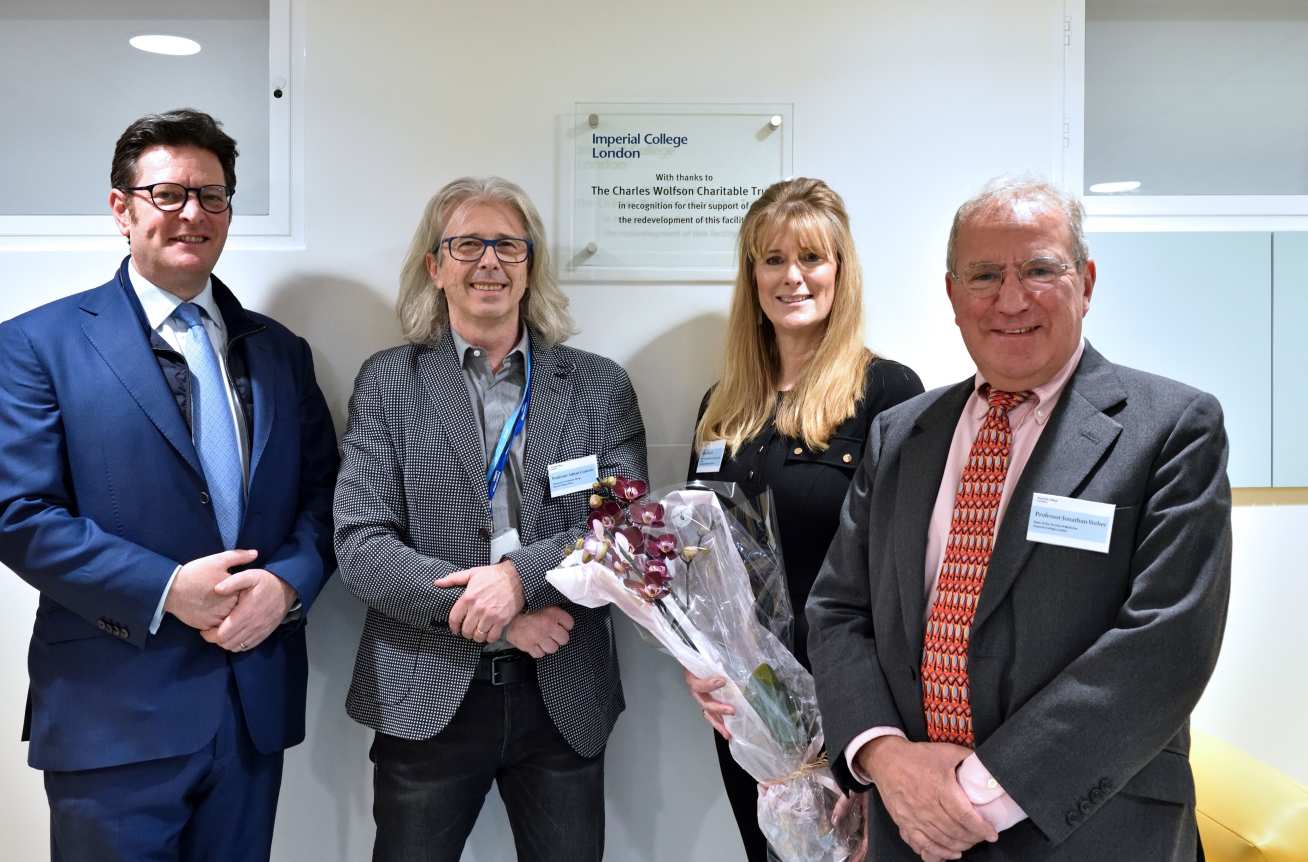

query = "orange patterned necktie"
[921,386,1031,746]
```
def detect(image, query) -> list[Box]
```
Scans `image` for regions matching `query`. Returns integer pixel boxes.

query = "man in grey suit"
[806,178,1229,861]
[334,177,647,861]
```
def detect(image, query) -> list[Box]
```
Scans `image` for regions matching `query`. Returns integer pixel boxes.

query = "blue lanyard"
[486,340,532,502]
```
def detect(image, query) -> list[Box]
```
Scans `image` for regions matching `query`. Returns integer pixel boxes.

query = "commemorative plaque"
[563,101,793,281]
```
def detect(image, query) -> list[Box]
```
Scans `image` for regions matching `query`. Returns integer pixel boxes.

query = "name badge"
[548,454,599,498]
[490,528,522,562]
[696,440,726,474]
[1026,493,1115,554]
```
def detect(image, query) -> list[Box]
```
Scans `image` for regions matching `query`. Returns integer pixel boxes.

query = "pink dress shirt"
[844,340,1087,832]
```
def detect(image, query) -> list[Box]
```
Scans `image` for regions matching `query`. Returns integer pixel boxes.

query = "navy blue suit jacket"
[0,258,339,772]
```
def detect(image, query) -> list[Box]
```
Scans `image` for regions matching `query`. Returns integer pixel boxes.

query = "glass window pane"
[0,0,269,216]
[1085,0,1308,197]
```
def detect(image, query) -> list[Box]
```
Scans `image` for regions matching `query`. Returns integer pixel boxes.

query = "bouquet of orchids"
[546,477,860,862]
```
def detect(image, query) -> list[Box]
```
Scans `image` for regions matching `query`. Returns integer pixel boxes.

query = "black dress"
[685,357,924,861]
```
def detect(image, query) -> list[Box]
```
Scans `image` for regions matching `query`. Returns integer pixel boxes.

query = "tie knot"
[173,302,205,330]
[984,386,1032,414]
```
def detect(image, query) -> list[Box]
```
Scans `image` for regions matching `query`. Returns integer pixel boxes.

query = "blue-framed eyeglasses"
[438,235,533,264]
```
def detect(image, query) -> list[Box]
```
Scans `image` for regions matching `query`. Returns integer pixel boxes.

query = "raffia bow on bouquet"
[545,479,860,862]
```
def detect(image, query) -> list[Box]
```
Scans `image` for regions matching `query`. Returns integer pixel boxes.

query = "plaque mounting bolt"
[588,113,599,129]
[769,115,783,128]
[584,242,598,255]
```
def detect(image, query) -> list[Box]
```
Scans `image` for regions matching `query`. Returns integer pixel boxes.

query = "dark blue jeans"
[370,674,605,862]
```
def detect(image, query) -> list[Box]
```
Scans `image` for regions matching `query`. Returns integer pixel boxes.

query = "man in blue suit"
[0,109,339,861]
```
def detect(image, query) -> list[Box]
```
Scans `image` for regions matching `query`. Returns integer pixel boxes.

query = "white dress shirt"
[130,262,251,633]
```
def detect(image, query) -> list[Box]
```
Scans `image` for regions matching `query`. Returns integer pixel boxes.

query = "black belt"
[472,649,534,686]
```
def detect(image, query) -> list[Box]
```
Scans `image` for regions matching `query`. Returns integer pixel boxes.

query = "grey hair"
[396,176,576,346]
[946,176,1090,274]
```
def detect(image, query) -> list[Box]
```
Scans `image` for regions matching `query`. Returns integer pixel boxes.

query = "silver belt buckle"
[490,652,513,685]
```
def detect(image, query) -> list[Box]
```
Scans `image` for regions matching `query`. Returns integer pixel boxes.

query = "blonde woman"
[685,178,923,861]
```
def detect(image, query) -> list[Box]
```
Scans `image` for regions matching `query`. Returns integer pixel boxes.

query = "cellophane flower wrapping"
[545,484,858,862]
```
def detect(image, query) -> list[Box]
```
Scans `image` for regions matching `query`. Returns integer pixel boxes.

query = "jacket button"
[1078,799,1092,814]
[97,619,107,631]
[793,447,803,455]
[841,453,853,463]
[199,491,210,505]
[1066,811,1081,826]
[478,526,491,540]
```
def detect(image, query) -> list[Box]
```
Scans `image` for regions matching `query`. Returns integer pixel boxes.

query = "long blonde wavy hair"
[395,176,576,346]
[695,178,872,454]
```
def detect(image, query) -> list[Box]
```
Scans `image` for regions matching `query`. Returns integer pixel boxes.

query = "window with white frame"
[1063,0,1308,227]
[0,0,294,238]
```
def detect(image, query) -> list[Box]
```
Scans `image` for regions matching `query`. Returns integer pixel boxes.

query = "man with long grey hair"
[335,176,647,861]
[808,177,1229,861]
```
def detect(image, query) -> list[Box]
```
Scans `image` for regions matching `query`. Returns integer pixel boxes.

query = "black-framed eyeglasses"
[120,182,234,214]
[950,256,1080,298]
[438,235,533,264]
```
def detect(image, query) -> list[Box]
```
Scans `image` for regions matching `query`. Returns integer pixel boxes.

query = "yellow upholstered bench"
[1192,730,1308,861]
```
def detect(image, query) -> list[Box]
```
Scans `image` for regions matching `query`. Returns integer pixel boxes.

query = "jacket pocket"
[33,608,102,645]
[784,434,863,471]
[1119,748,1195,806]
[352,613,429,705]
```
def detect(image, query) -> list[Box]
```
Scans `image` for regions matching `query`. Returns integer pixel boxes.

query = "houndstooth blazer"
[334,329,647,757]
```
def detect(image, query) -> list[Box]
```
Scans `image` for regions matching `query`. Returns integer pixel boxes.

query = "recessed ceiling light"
[129,35,202,56]
[1088,180,1141,194]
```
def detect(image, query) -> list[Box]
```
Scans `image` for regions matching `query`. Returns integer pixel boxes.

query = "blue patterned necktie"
[173,302,244,548]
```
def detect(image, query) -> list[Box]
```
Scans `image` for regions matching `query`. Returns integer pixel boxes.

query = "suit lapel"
[78,276,202,477]
[971,344,1126,633]
[212,276,274,489]
[242,336,278,488]
[518,340,573,541]
[895,382,973,653]
[418,335,489,498]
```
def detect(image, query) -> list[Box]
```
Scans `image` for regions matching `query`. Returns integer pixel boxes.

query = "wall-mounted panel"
[0,0,294,239]
[1273,233,1308,487]
[1085,0,1308,198]
[1085,232,1271,487]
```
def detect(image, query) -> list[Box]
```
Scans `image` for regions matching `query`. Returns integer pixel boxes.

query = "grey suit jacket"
[806,343,1230,861]
[335,330,647,757]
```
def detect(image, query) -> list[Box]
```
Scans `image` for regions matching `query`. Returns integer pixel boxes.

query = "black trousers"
[714,729,770,861]
[370,673,605,862]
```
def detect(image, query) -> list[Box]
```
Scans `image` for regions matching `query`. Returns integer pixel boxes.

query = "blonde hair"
[395,176,576,346]
[695,178,872,454]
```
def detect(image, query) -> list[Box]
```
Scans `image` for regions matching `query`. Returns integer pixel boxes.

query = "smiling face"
[946,205,1095,391]
[425,199,530,339]
[753,227,838,339]
[109,145,231,300]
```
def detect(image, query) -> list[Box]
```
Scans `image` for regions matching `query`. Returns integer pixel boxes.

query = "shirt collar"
[128,260,222,333]
[971,338,1086,421]
[451,324,530,368]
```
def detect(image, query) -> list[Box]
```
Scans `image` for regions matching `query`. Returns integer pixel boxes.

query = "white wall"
[0,1,1303,859]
